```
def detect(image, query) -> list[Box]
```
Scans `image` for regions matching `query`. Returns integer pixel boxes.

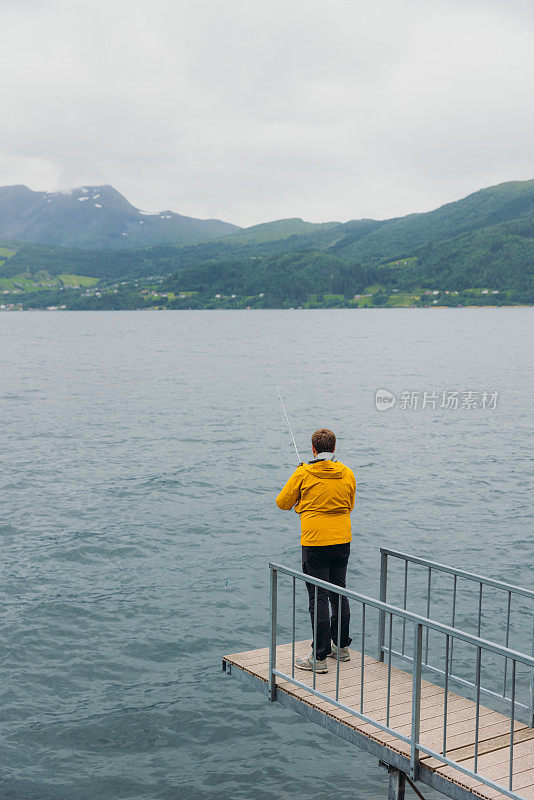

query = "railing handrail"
[269,562,534,668]
[268,560,533,800]
[380,548,534,600]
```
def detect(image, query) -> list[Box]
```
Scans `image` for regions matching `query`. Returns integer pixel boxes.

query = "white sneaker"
[329,643,350,661]
[294,653,328,673]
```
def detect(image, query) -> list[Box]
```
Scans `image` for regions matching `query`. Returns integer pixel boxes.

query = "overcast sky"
[0,0,533,226]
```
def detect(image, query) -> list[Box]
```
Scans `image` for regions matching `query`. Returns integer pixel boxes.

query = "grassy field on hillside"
[57,274,99,287]
[0,272,98,291]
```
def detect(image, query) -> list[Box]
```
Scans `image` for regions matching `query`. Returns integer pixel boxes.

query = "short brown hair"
[311,428,336,453]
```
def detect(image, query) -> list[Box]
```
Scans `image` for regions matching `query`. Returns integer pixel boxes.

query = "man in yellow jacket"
[276,428,356,673]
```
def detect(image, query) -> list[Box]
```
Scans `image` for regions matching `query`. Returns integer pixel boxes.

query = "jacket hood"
[302,460,344,480]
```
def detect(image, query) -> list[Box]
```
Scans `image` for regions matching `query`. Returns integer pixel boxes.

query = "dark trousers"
[302,542,351,661]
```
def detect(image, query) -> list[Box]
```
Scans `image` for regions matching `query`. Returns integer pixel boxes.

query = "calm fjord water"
[1,309,532,800]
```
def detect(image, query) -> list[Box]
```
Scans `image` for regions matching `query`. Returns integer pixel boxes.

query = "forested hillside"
[1,180,532,309]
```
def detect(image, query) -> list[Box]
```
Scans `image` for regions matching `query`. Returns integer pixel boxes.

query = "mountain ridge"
[0,184,241,249]
[1,179,533,309]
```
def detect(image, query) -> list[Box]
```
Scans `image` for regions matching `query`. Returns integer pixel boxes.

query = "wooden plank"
[225,641,307,665]
[328,689,499,729]
[429,720,528,756]
[225,641,372,665]
[284,659,393,694]
[470,786,534,800]
[328,685,446,721]
[421,728,534,769]
[420,709,513,739]
[313,691,493,729]
[438,753,533,784]
[319,661,447,700]
[469,768,534,799]
[357,719,527,757]
[445,740,534,773]
[413,706,497,736]
[378,700,495,732]
[358,708,503,743]
[245,661,406,706]
[480,767,534,791]
[225,646,272,662]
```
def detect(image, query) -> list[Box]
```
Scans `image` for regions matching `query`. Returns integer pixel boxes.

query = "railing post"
[529,617,534,728]
[269,566,277,702]
[410,622,423,781]
[378,550,388,661]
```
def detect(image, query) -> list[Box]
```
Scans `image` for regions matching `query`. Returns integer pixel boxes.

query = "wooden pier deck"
[222,640,534,800]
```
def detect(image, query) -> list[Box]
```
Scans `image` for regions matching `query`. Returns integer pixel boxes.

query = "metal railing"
[377,549,534,726]
[269,562,534,800]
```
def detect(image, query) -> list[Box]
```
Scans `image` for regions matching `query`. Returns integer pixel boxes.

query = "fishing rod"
[275,384,301,464]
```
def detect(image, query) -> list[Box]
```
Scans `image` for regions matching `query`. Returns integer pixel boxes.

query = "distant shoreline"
[2,305,533,313]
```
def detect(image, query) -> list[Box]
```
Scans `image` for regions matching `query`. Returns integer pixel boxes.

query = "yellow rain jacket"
[276,459,356,546]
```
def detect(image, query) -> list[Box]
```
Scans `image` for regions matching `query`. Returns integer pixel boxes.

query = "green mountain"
[225,218,340,244]
[1,179,533,309]
[158,179,534,298]
[329,179,534,262]
[0,184,240,249]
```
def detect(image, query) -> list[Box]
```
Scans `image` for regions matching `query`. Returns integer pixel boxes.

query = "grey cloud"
[0,0,532,225]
